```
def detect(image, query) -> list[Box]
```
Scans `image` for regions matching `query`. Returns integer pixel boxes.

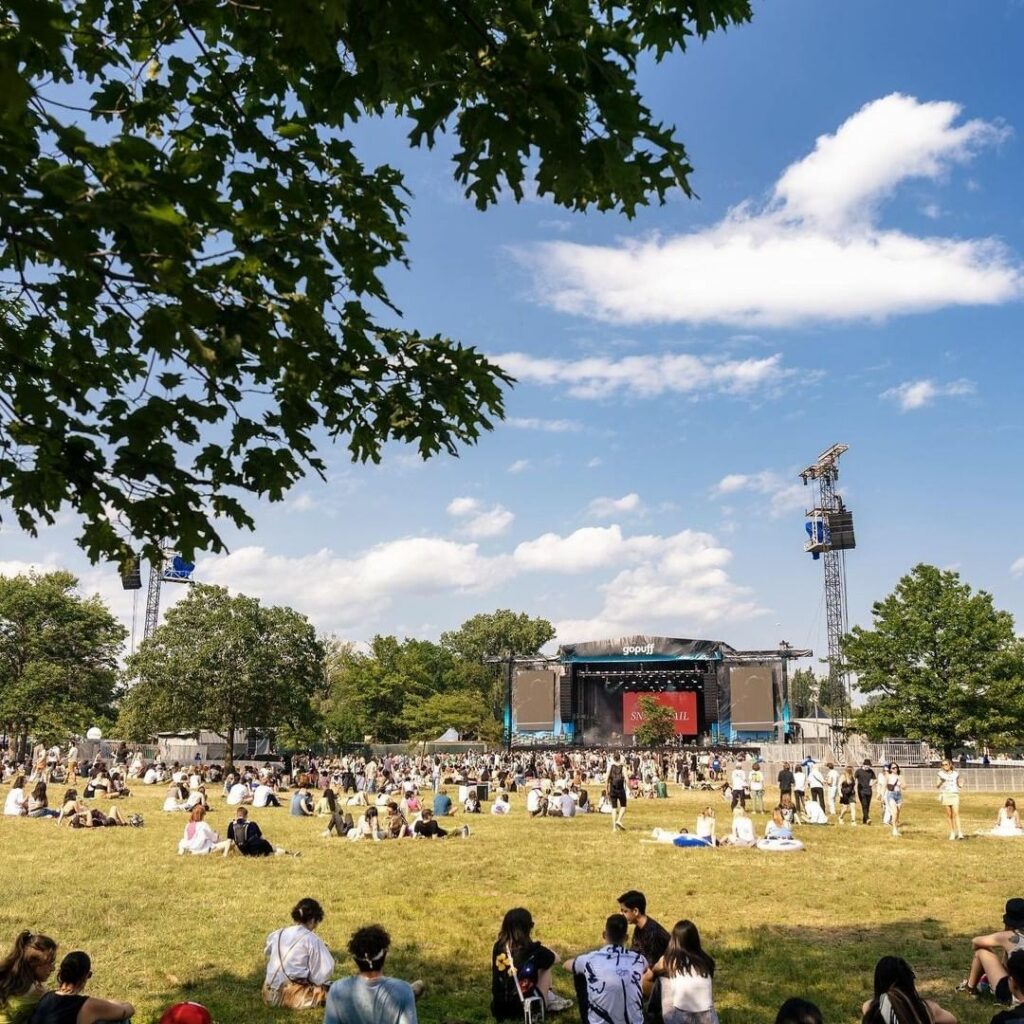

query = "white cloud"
[519,94,1020,327]
[586,493,643,519]
[497,351,792,400]
[507,459,531,474]
[506,416,583,432]
[464,505,515,538]
[881,378,976,411]
[587,457,603,469]
[1011,556,1024,577]
[446,496,481,517]
[447,495,514,537]
[710,471,807,519]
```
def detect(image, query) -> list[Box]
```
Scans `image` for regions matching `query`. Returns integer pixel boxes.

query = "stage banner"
[560,636,722,661]
[622,692,698,735]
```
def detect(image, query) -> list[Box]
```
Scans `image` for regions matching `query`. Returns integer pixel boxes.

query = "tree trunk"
[223,723,236,773]
[944,742,954,760]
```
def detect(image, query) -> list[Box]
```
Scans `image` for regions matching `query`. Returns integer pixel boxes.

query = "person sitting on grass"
[862,956,956,1024]
[227,806,298,857]
[643,919,717,1024]
[617,891,670,971]
[323,925,425,1024]
[317,789,354,839]
[721,806,757,847]
[564,914,646,1024]
[412,808,469,839]
[958,899,1024,1002]
[253,779,281,808]
[695,807,716,846]
[26,782,58,820]
[29,950,134,1024]
[384,803,410,839]
[432,787,453,817]
[765,809,793,841]
[56,791,127,829]
[0,931,57,1024]
[351,807,383,842]
[464,790,481,814]
[163,782,189,812]
[992,800,1023,837]
[776,999,823,1024]
[990,951,1024,1024]
[491,792,511,816]
[490,907,573,1020]
[291,787,314,817]
[3,777,27,817]
[177,805,233,856]
[262,898,334,1009]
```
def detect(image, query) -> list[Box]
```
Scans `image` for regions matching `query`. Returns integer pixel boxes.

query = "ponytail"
[0,931,57,1002]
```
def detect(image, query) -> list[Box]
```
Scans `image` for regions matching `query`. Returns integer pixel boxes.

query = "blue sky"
[5,0,1024,668]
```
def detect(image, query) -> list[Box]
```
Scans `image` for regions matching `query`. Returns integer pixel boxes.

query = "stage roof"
[558,635,731,663]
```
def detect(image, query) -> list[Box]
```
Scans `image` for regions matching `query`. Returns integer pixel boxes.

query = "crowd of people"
[7,891,1024,1024]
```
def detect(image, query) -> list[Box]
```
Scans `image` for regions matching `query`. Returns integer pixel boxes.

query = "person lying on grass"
[56,792,127,829]
[412,808,469,839]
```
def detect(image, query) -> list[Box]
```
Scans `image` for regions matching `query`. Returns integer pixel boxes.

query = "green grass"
[0,785,1019,1024]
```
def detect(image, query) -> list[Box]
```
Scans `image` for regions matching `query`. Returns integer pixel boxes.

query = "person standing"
[749,763,765,814]
[729,765,747,811]
[854,760,876,825]
[564,916,646,1024]
[792,764,807,815]
[837,768,857,825]
[608,754,628,833]
[807,762,825,811]
[884,763,903,838]
[824,763,839,817]
[777,763,794,805]
[936,759,964,840]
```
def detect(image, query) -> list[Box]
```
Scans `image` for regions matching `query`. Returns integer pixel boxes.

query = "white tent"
[434,727,460,742]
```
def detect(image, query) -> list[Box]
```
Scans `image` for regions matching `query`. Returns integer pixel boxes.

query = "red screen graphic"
[622,691,698,735]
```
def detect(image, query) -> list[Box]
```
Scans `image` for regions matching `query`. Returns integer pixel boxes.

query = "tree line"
[2,563,1024,761]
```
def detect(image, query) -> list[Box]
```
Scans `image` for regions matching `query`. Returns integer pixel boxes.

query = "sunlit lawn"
[0,784,1020,1024]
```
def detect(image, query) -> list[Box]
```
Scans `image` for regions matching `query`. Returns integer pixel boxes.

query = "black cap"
[1004,899,1024,928]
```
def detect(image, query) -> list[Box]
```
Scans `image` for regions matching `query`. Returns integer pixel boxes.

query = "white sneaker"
[949,831,957,841]
[460,824,470,837]
[546,991,573,1012]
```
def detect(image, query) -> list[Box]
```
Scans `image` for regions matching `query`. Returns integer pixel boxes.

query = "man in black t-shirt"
[617,890,670,971]
[853,760,876,824]
[607,754,628,832]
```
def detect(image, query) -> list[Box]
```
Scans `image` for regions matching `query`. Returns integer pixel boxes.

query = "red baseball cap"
[159,1003,212,1024]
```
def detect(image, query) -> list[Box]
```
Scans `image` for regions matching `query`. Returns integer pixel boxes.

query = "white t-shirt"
[264,924,335,989]
[732,816,756,843]
[573,945,646,1024]
[559,792,575,817]
[3,788,26,816]
[527,789,543,813]
[730,769,746,791]
[665,968,714,1013]
[793,770,806,791]
[143,768,158,785]
[226,783,247,805]
[491,800,510,815]
[252,784,275,807]
[938,769,960,793]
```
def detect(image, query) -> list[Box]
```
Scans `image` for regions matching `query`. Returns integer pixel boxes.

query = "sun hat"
[159,1003,213,1024]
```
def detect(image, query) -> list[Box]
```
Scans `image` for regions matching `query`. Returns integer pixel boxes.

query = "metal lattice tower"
[143,549,167,640]
[800,444,855,736]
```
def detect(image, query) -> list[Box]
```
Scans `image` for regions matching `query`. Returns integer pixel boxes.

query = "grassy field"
[1,784,1022,1024]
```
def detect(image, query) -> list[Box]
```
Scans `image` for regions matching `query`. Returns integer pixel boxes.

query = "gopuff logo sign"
[622,643,655,656]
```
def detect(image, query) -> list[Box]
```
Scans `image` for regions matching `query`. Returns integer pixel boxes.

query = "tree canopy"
[0,570,126,748]
[118,583,325,768]
[2,0,753,566]
[843,564,1024,756]
[633,695,676,747]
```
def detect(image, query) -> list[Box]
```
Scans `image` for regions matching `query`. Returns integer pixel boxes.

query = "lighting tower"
[143,548,196,639]
[799,444,856,730]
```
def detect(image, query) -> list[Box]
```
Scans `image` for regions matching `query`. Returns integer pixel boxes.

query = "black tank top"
[31,991,89,1024]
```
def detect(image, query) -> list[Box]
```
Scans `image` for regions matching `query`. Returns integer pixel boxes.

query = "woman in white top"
[178,805,232,855]
[722,806,756,847]
[263,898,335,1008]
[3,776,28,816]
[645,919,718,1024]
[491,792,511,815]
[163,782,189,812]
[884,763,904,838]
[992,798,1023,836]
[695,807,716,845]
[936,760,964,840]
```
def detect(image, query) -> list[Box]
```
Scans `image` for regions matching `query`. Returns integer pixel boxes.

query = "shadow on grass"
[138,919,994,1024]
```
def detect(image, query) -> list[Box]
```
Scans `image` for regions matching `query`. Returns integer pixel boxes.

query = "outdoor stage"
[509,635,795,748]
